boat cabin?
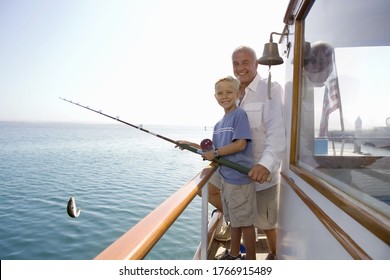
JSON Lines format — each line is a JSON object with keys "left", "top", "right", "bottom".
{"left": 277, "top": 0, "right": 389, "bottom": 259}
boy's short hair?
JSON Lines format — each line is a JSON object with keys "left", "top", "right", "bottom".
{"left": 215, "top": 76, "right": 240, "bottom": 92}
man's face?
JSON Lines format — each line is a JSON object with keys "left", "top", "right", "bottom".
{"left": 232, "top": 50, "right": 258, "bottom": 87}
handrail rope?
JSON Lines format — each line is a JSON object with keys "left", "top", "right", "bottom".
{"left": 94, "top": 162, "right": 218, "bottom": 260}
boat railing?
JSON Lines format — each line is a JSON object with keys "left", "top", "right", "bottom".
{"left": 94, "top": 162, "right": 218, "bottom": 260}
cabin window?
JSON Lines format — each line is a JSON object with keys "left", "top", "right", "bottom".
{"left": 297, "top": 0, "right": 390, "bottom": 216}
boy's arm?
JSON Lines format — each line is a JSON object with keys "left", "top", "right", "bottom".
{"left": 175, "top": 140, "right": 201, "bottom": 149}
{"left": 202, "top": 139, "right": 247, "bottom": 161}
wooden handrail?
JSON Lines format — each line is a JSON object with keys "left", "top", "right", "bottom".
{"left": 288, "top": 165, "right": 390, "bottom": 245}
{"left": 94, "top": 162, "right": 218, "bottom": 260}
{"left": 281, "top": 172, "right": 372, "bottom": 259}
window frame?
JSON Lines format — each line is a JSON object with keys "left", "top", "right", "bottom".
{"left": 284, "top": 0, "right": 390, "bottom": 245}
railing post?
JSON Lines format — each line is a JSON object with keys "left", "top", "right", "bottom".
{"left": 201, "top": 182, "right": 209, "bottom": 260}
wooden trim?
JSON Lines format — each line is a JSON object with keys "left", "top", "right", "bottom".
{"left": 295, "top": 0, "right": 314, "bottom": 21}
{"left": 288, "top": 0, "right": 314, "bottom": 166}
{"left": 289, "top": 20, "right": 304, "bottom": 165}
{"left": 94, "top": 163, "right": 218, "bottom": 260}
{"left": 289, "top": 166, "right": 390, "bottom": 245}
{"left": 283, "top": 0, "right": 313, "bottom": 24}
{"left": 283, "top": 0, "right": 300, "bottom": 24}
{"left": 281, "top": 172, "right": 372, "bottom": 259}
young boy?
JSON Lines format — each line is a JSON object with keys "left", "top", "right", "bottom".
{"left": 181, "top": 76, "right": 256, "bottom": 260}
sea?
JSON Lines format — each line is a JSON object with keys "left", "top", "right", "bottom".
{"left": 0, "top": 121, "right": 212, "bottom": 260}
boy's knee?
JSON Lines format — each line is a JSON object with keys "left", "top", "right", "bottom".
{"left": 208, "top": 183, "right": 221, "bottom": 195}
{"left": 197, "top": 183, "right": 220, "bottom": 197}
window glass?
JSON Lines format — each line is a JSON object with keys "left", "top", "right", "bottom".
{"left": 298, "top": 0, "right": 390, "bottom": 216}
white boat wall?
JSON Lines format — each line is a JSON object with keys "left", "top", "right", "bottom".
{"left": 278, "top": 0, "right": 390, "bottom": 259}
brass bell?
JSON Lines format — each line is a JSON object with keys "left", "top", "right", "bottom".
{"left": 258, "top": 42, "right": 284, "bottom": 66}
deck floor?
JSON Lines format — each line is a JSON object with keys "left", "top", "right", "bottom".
{"left": 208, "top": 230, "right": 270, "bottom": 260}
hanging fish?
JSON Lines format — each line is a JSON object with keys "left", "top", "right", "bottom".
{"left": 67, "top": 196, "right": 81, "bottom": 218}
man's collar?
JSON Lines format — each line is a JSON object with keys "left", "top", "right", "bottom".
{"left": 246, "top": 73, "right": 261, "bottom": 93}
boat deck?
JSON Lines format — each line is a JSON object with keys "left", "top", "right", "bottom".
{"left": 194, "top": 210, "right": 271, "bottom": 260}
{"left": 209, "top": 230, "right": 270, "bottom": 260}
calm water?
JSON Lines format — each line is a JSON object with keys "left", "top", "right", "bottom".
{"left": 0, "top": 122, "right": 212, "bottom": 260}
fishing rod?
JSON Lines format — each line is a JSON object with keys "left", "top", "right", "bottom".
{"left": 59, "top": 97, "right": 251, "bottom": 175}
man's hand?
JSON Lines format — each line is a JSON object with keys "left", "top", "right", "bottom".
{"left": 248, "top": 164, "right": 272, "bottom": 183}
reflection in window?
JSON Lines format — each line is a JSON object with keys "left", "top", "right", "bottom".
{"left": 298, "top": 0, "right": 390, "bottom": 217}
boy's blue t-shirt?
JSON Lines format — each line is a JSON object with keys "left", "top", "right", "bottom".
{"left": 212, "top": 107, "right": 253, "bottom": 184}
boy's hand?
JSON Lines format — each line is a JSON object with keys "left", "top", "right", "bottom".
{"left": 175, "top": 140, "right": 191, "bottom": 150}
{"left": 202, "top": 150, "right": 215, "bottom": 161}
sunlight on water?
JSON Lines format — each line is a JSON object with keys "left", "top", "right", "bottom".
{"left": 0, "top": 122, "right": 212, "bottom": 260}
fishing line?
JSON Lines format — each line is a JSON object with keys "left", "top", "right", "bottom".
{"left": 59, "top": 97, "right": 252, "bottom": 175}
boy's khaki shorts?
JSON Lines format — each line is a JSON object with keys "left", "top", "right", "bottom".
{"left": 209, "top": 169, "right": 278, "bottom": 230}
{"left": 221, "top": 178, "right": 256, "bottom": 228}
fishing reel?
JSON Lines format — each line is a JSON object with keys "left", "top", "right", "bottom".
{"left": 200, "top": 138, "right": 214, "bottom": 152}
{"left": 199, "top": 138, "right": 220, "bottom": 159}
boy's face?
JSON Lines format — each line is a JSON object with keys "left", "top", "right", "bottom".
{"left": 214, "top": 81, "right": 239, "bottom": 113}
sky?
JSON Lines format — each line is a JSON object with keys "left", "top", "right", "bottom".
{"left": 0, "top": 0, "right": 288, "bottom": 126}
